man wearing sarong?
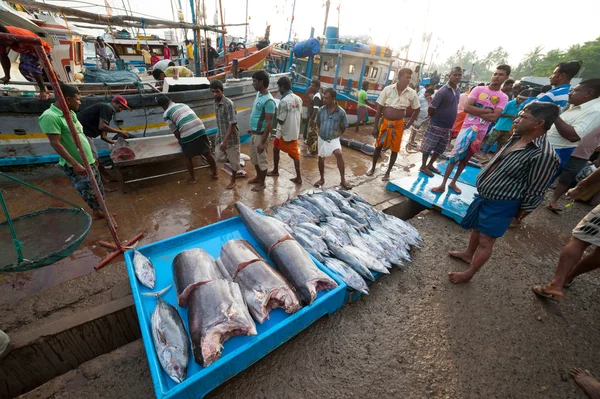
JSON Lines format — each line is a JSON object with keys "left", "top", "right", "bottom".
{"left": 419, "top": 66, "right": 462, "bottom": 176}
{"left": 367, "top": 68, "right": 420, "bottom": 181}
{"left": 0, "top": 25, "right": 53, "bottom": 100}
{"left": 305, "top": 85, "right": 322, "bottom": 155}
{"left": 432, "top": 65, "right": 510, "bottom": 194}
{"left": 268, "top": 76, "right": 303, "bottom": 184}
{"left": 447, "top": 102, "right": 560, "bottom": 284}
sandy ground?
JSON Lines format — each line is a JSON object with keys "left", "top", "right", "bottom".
{"left": 18, "top": 194, "right": 600, "bottom": 399}
{"left": 5, "top": 125, "right": 600, "bottom": 398}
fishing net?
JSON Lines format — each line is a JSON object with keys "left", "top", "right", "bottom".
{"left": 0, "top": 208, "right": 92, "bottom": 272}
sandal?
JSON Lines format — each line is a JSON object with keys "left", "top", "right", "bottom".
{"left": 532, "top": 285, "right": 559, "bottom": 300}
{"left": 546, "top": 205, "right": 563, "bottom": 213}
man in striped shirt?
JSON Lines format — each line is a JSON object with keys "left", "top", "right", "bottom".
{"left": 537, "top": 61, "right": 582, "bottom": 111}
{"left": 157, "top": 95, "right": 217, "bottom": 183}
{"left": 448, "top": 102, "right": 560, "bottom": 284}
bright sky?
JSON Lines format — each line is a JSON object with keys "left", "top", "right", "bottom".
{"left": 60, "top": 0, "right": 599, "bottom": 69}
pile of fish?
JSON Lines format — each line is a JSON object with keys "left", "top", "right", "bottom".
{"left": 264, "top": 189, "right": 422, "bottom": 294}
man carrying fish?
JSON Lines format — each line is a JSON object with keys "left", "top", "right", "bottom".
{"left": 247, "top": 70, "right": 276, "bottom": 192}
{"left": 267, "top": 76, "right": 303, "bottom": 184}
{"left": 314, "top": 87, "right": 352, "bottom": 190}
{"left": 367, "top": 68, "right": 421, "bottom": 181}
{"left": 448, "top": 102, "right": 560, "bottom": 284}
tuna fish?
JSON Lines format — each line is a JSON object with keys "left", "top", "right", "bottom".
{"left": 147, "top": 287, "right": 189, "bottom": 383}
{"left": 188, "top": 279, "right": 257, "bottom": 366}
{"left": 220, "top": 240, "right": 301, "bottom": 323}
{"left": 133, "top": 250, "right": 156, "bottom": 289}
{"left": 300, "top": 195, "right": 334, "bottom": 217}
{"left": 290, "top": 198, "right": 326, "bottom": 221}
{"left": 172, "top": 249, "right": 222, "bottom": 307}
{"left": 297, "top": 222, "right": 326, "bottom": 237}
{"left": 324, "top": 236, "right": 374, "bottom": 281}
{"left": 343, "top": 246, "right": 390, "bottom": 275}
{"left": 323, "top": 257, "right": 369, "bottom": 295}
{"left": 236, "top": 201, "right": 338, "bottom": 305}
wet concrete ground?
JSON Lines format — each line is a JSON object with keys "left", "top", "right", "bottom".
{"left": 5, "top": 125, "right": 600, "bottom": 398}
{"left": 18, "top": 196, "right": 600, "bottom": 399}
{"left": 0, "top": 126, "right": 413, "bottom": 335}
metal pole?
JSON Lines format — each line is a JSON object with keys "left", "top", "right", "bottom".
{"left": 218, "top": 0, "right": 227, "bottom": 68}
{"left": 189, "top": 0, "right": 200, "bottom": 76}
{"left": 287, "top": 0, "right": 296, "bottom": 46}
{"left": 244, "top": 0, "right": 248, "bottom": 44}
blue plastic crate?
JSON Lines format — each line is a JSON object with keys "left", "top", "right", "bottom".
{"left": 125, "top": 215, "right": 346, "bottom": 399}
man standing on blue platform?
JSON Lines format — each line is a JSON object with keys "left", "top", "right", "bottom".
{"left": 447, "top": 102, "right": 560, "bottom": 284}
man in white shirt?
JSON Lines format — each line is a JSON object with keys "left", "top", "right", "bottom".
{"left": 547, "top": 79, "right": 600, "bottom": 212}
{"left": 267, "top": 76, "right": 304, "bottom": 184}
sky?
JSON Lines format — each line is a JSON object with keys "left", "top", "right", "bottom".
{"left": 58, "top": 0, "right": 599, "bottom": 70}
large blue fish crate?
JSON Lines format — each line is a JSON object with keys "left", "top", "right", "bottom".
{"left": 124, "top": 215, "right": 346, "bottom": 399}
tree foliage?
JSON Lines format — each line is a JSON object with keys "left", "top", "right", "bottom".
{"left": 431, "top": 37, "right": 600, "bottom": 82}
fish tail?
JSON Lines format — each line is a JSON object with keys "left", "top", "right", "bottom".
{"left": 142, "top": 284, "right": 172, "bottom": 297}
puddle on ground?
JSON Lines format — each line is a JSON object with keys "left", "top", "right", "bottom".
{"left": 504, "top": 225, "right": 566, "bottom": 265}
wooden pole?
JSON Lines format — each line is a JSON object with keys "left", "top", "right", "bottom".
{"left": 10, "top": 0, "right": 225, "bottom": 33}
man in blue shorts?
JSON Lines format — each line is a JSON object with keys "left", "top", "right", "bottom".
{"left": 447, "top": 102, "right": 560, "bottom": 284}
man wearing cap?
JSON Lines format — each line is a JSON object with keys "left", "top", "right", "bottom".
{"left": 77, "top": 96, "right": 130, "bottom": 187}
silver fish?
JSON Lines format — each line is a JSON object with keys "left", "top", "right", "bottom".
{"left": 323, "top": 257, "right": 369, "bottom": 295}
{"left": 300, "top": 195, "right": 333, "bottom": 217}
{"left": 133, "top": 250, "right": 156, "bottom": 289}
{"left": 297, "top": 222, "right": 325, "bottom": 237}
{"left": 290, "top": 198, "right": 327, "bottom": 221}
{"left": 343, "top": 246, "right": 390, "bottom": 275}
{"left": 324, "top": 236, "right": 374, "bottom": 281}
{"left": 147, "top": 286, "right": 189, "bottom": 383}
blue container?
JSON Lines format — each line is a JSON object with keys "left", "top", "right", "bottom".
{"left": 125, "top": 215, "right": 346, "bottom": 399}
{"left": 324, "top": 26, "right": 339, "bottom": 49}
{"left": 293, "top": 38, "right": 321, "bottom": 58}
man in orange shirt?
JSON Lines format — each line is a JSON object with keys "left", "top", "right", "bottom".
{"left": 0, "top": 25, "right": 53, "bottom": 99}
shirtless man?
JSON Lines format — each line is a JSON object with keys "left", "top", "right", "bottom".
{"left": 367, "top": 68, "right": 420, "bottom": 181}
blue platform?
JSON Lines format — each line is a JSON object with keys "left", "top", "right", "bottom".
{"left": 435, "top": 162, "right": 482, "bottom": 187}
{"left": 125, "top": 216, "right": 346, "bottom": 399}
{"left": 386, "top": 174, "right": 477, "bottom": 223}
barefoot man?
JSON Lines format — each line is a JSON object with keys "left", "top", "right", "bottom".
{"left": 211, "top": 79, "right": 240, "bottom": 190}
{"left": 533, "top": 166, "right": 600, "bottom": 299}
{"left": 432, "top": 65, "right": 510, "bottom": 194}
{"left": 247, "top": 70, "right": 276, "bottom": 192}
{"left": 157, "top": 95, "right": 218, "bottom": 183}
{"left": 367, "top": 68, "right": 420, "bottom": 181}
{"left": 448, "top": 102, "right": 560, "bottom": 284}
{"left": 418, "top": 66, "right": 462, "bottom": 176}
{"left": 267, "top": 76, "right": 303, "bottom": 184}
{"left": 39, "top": 84, "right": 116, "bottom": 225}
{"left": 314, "top": 87, "right": 351, "bottom": 190}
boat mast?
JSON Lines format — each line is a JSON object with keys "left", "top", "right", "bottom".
{"left": 218, "top": 0, "right": 227, "bottom": 64}
{"left": 287, "top": 0, "right": 296, "bottom": 46}
{"left": 322, "top": 0, "right": 330, "bottom": 35}
{"left": 244, "top": 0, "right": 248, "bottom": 44}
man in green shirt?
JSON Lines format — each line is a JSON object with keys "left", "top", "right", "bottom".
{"left": 39, "top": 84, "right": 111, "bottom": 223}
{"left": 356, "top": 81, "right": 370, "bottom": 132}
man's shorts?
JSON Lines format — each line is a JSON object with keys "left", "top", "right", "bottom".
{"left": 273, "top": 137, "right": 300, "bottom": 160}
{"left": 558, "top": 156, "right": 589, "bottom": 186}
{"left": 318, "top": 137, "right": 341, "bottom": 158}
{"left": 573, "top": 204, "right": 600, "bottom": 246}
{"left": 215, "top": 144, "right": 241, "bottom": 172}
{"left": 376, "top": 118, "right": 404, "bottom": 153}
{"left": 250, "top": 134, "right": 268, "bottom": 171}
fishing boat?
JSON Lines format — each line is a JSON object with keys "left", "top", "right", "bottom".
{"left": 0, "top": 1, "right": 285, "bottom": 166}
{"left": 289, "top": 26, "right": 422, "bottom": 124}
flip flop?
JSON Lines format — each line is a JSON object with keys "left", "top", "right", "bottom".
{"left": 532, "top": 285, "right": 558, "bottom": 300}
{"left": 546, "top": 205, "right": 563, "bottom": 213}
{"left": 563, "top": 279, "right": 575, "bottom": 289}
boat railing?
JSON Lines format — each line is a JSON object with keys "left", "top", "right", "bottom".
{"left": 1, "top": 80, "right": 161, "bottom": 95}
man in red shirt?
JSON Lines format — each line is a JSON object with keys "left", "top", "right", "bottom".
{"left": 0, "top": 25, "right": 53, "bottom": 100}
